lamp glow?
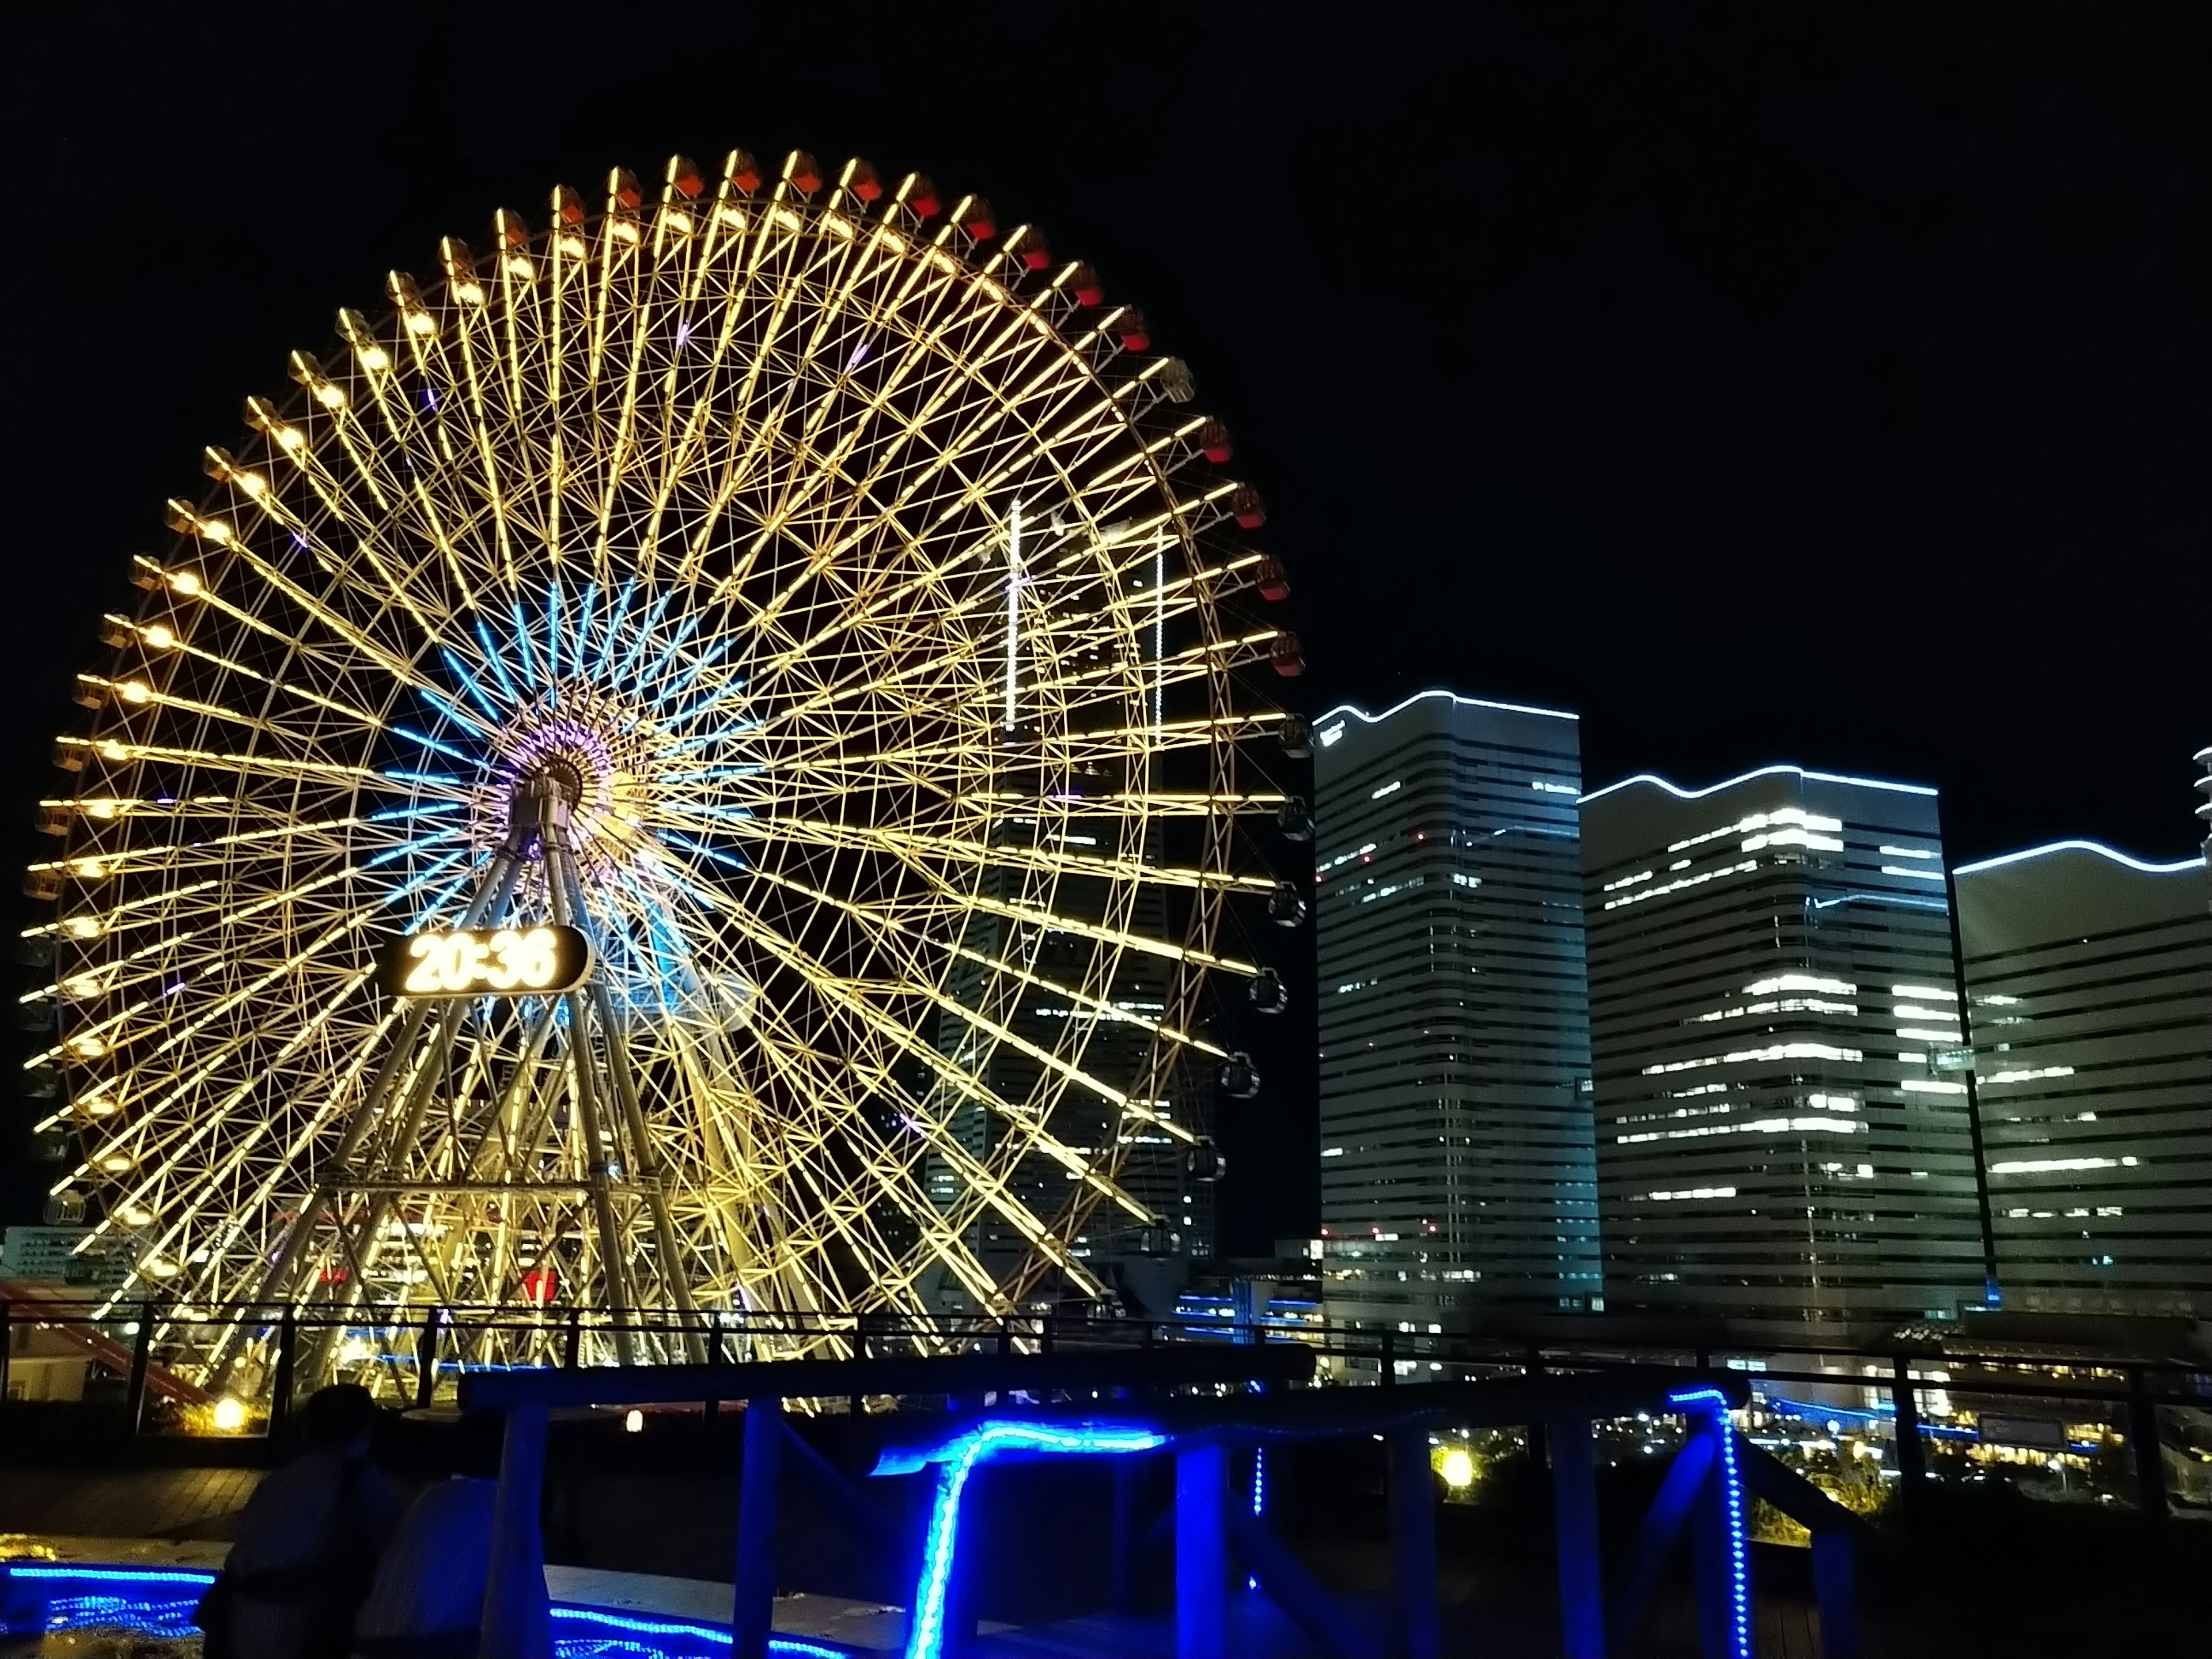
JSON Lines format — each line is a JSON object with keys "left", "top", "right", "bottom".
{"left": 211, "top": 1396, "right": 247, "bottom": 1431}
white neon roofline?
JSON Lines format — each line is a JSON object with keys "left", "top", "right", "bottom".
{"left": 1579, "top": 763, "right": 1938, "bottom": 805}
{"left": 1317, "top": 688, "right": 1578, "bottom": 726}
{"left": 1953, "top": 840, "right": 2206, "bottom": 877}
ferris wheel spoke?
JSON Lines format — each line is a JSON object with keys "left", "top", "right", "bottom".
{"left": 79, "top": 965, "right": 384, "bottom": 1308}
{"left": 736, "top": 813, "right": 1272, "bottom": 897}
{"left": 678, "top": 868, "right": 1147, "bottom": 1249}
{"left": 717, "top": 993, "right": 1007, "bottom": 1314}
{"left": 165, "top": 529, "right": 438, "bottom": 698}
{"left": 224, "top": 433, "right": 460, "bottom": 649}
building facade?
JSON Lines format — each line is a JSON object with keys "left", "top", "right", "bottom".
{"left": 1313, "top": 690, "right": 1600, "bottom": 1335}
{"left": 1581, "top": 766, "right": 1986, "bottom": 1330}
{"left": 1956, "top": 840, "right": 2212, "bottom": 1320}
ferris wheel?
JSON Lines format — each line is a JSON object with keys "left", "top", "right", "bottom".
{"left": 21, "top": 149, "right": 1306, "bottom": 1378}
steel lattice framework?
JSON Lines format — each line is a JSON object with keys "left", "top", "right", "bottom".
{"left": 21, "top": 150, "right": 1300, "bottom": 1380}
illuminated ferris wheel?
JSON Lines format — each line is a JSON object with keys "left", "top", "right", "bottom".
{"left": 21, "top": 149, "right": 1305, "bottom": 1378}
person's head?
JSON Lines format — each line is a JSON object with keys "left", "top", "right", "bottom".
{"left": 299, "top": 1383, "right": 378, "bottom": 1452}
{"left": 453, "top": 1410, "right": 507, "bottom": 1481}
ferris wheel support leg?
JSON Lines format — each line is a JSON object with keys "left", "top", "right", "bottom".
{"left": 209, "top": 991, "right": 440, "bottom": 1387}
{"left": 231, "top": 849, "right": 520, "bottom": 1388}
{"left": 544, "top": 843, "right": 638, "bottom": 1365}
{"left": 570, "top": 850, "right": 702, "bottom": 1362}
{"left": 307, "top": 999, "right": 471, "bottom": 1378}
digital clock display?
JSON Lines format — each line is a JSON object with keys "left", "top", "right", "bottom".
{"left": 381, "top": 925, "right": 593, "bottom": 998}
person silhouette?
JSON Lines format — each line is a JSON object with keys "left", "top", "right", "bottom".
{"left": 351, "top": 1410, "right": 546, "bottom": 1658}
{"left": 199, "top": 1383, "right": 400, "bottom": 1658}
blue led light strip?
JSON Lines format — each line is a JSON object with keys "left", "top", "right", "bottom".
{"left": 1669, "top": 1387, "right": 1751, "bottom": 1659}
{"left": 548, "top": 1603, "right": 848, "bottom": 1658}
{"left": 4, "top": 1566, "right": 217, "bottom": 1586}
{"left": 3, "top": 1567, "right": 850, "bottom": 1659}
{"left": 899, "top": 1421, "right": 1165, "bottom": 1659}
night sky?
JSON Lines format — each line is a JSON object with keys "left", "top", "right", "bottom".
{"left": 4, "top": 4, "right": 2206, "bottom": 1251}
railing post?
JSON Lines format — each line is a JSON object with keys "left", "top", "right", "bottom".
{"left": 563, "top": 1309, "right": 582, "bottom": 1370}
{"left": 1389, "top": 1423, "right": 1440, "bottom": 1659}
{"left": 1380, "top": 1328, "right": 1396, "bottom": 1386}
{"left": 480, "top": 1403, "right": 552, "bottom": 1659}
{"left": 1690, "top": 1422, "right": 1733, "bottom": 1659}
{"left": 270, "top": 1312, "right": 297, "bottom": 1437}
{"left": 0, "top": 1301, "right": 12, "bottom": 1409}
{"left": 1039, "top": 1313, "right": 1055, "bottom": 1355}
{"left": 414, "top": 1305, "right": 443, "bottom": 1410}
{"left": 1111, "top": 1454, "right": 1139, "bottom": 1614}
{"left": 1810, "top": 1530, "right": 1861, "bottom": 1657}
{"left": 1175, "top": 1441, "right": 1227, "bottom": 1659}
{"left": 733, "top": 1395, "right": 784, "bottom": 1659}
{"left": 1889, "top": 1357, "right": 1926, "bottom": 1514}
{"left": 1549, "top": 1414, "right": 1604, "bottom": 1659}
{"left": 2127, "top": 1367, "right": 2169, "bottom": 1525}
{"left": 124, "top": 1300, "right": 156, "bottom": 1434}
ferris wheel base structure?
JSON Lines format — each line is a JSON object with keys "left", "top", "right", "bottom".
{"left": 21, "top": 146, "right": 1307, "bottom": 1392}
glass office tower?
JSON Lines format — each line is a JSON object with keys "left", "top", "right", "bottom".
{"left": 1581, "top": 765, "right": 1985, "bottom": 1331}
{"left": 1313, "top": 690, "right": 1601, "bottom": 1335}
{"left": 1956, "top": 839, "right": 2211, "bottom": 1320}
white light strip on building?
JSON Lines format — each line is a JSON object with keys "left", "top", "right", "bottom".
{"left": 1604, "top": 859, "right": 1759, "bottom": 911}
{"left": 1317, "top": 688, "right": 1580, "bottom": 726}
{"left": 1642, "top": 1041, "right": 1865, "bottom": 1075}
{"left": 1581, "top": 763, "right": 1938, "bottom": 805}
{"left": 1748, "top": 974, "right": 1857, "bottom": 996}
{"left": 1988, "top": 1156, "right": 2141, "bottom": 1175}
{"left": 1953, "top": 840, "right": 2206, "bottom": 877}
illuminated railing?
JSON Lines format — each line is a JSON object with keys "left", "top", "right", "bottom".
{"left": 0, "top": 1290, "right": 2199, "bottom": 1524}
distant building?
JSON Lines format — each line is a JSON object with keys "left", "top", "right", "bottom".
{"left": 929, "top": 825, "right": 1204, "bottom": 1302}
{"left": 1581, "top": 766, "right": 1986, "bottom": 1331}
{"left": 1312, "top": 690, "right": 1601, "bottom": 1338}
{"left": 1, "top": 1225, "right": 127, "bottom": 1290}
{"left": 1955, "top": 840, "right": 2211, "bottom": 1320}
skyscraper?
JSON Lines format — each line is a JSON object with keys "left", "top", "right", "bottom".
{"left": 1581, "top": 766, "right": 1986, "bottom": 1331}
{"left": 1955, "top": 839, "right": 2211, "bottom": 1320}
{"left": 1312, "top": 690, "right": 1600, "bottom": 1335}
